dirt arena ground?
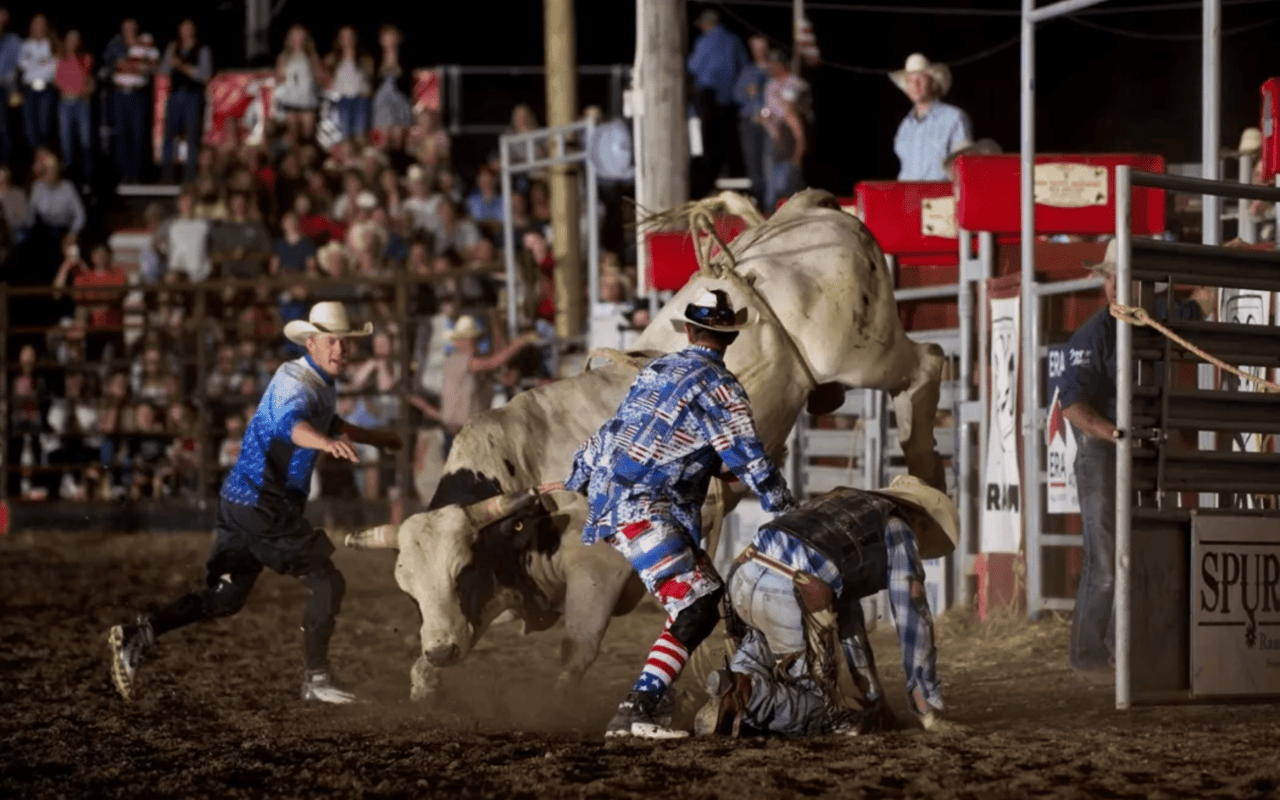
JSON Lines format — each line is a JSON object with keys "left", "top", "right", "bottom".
{"left": 2, "top": 529, "right": 1278, "bottom": 800}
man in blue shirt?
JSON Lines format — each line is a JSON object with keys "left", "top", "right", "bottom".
{"left": 687, "top": 9, "right": 748, "bottom": 198}
{"left": 891, "top": 53, "right": 971, "bottom": 182}
{"left": 566, "top": 288, "right": 795, "bottom": 739}
{"left": 108, "top": 302, "right": 403, "bottom": 704}
{"left": 0, "top": 8, "right": 21, "bottom": 166}
{"left": 732, "top": 35, "right": 770, "bottom": 208}
{"left": 1061, "top": 240, "right": 1215, "bottom": 677}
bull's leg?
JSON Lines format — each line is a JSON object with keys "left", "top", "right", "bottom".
{"left": 410, "top": 654, "right": 444, "bottom": 702}
{"left": 891, "top": 341, "right": 947, "bottom": 491}
{"left": 554, "top": 567, "right": 631, "bottom": 692}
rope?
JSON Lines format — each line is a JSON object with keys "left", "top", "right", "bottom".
{"left": 686, "top": 201, "right": 820, "bottom": 392}
{"left": 1109, "top": 302, "right": 1280, "bottom": 393}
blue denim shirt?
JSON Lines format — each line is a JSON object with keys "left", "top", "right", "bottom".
{"left": 687, "top": 25, "right": 748, "bottom": 107}
{"left": 732, "top": 62, "right": 769, "bottom": 119}
{"left": 0, "top": 32, "right": 20, "bottom": 90}
{"left": 893, "top": 101, "right": 972, "bottom": 181}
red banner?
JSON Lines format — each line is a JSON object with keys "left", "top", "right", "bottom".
{"left": 152, "top": 71, "right": 275, "bottom": 162}
{"left": 413, "top": 68, "right": 441, "bottom": 114}
{"left": 1262, "top": 78, "right": 1278, "bottom": 183}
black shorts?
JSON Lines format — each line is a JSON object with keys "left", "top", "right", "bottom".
{"left": 205, "top": 498, "right": 334, "bottom": 586}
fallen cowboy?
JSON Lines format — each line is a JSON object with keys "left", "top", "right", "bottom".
{"left": 695, "top": 475, "right": 968, "bottom": 738}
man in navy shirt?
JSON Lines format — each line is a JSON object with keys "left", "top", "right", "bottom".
{"left": 108, "top": 302, "right": 402, "bottom": 704}
{"left": 1061, "top": 240, "right": 1214, "bottom": 677}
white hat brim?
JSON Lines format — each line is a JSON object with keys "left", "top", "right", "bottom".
{"left": 890, "top": 64, "right": 952, "bottom": 97}
{"left": 284, "top": 320, "right": 374, "bottom": 345}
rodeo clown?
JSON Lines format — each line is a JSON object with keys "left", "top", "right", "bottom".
{"left": 566, "top": 288, "right": 795, "bottom": 739}
{"left": 695, "top": 476, "right": 965, "bottom": 737}
{"left": 107, "top": 302, "right": 402, "bottom": 704}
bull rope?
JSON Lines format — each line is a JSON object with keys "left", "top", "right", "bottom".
{"left": 1109, "top": 303, "right": 1280, "bottom": 393}
{"left": 686, "top": 202, "right": 820, "bottom": 393}
{"left": 581, "top": 347, "right": 650, "bottom": 375}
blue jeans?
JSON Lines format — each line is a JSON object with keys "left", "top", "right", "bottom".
{"left": 335, "top": 96, "right": 370, "bottom": 141}
{"left": 23, "top": 85, "right": 58, "bottom": 149}
{"left": 1070, "top": 435, "right": 1117, "bottom": 671}
{"left": 766, "top": 158, "right": 803, "bottom": 213}
{"left": 110, "top": 89, "right": 151, "bottom": 182}
{"left": 161, "top": 88, "right": 203, "bottom": 182}
{"left": 738, "top": 118, "right": 767, "bottom": 209}
{"left": 59, "top": 98, "right": 93, "bottom": 184}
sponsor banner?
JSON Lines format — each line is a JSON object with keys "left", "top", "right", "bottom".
{"left": 1045, "top": 345, "right": 1080, "bottom": 514}
{"left": 1034, "top": 163, "right": 1108, "bottom": 208}
{"left": 983, "top": 293, "right": 1022, "bottom": 553}
{"left": 920, "top": 196, "right": 957, "bottom": 239}
{"left": 1191, "top": 515, "right": 1280, "bottom": 697}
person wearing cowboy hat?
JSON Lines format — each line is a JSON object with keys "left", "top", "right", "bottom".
{"left": 891, "top": 53, "right": 972, "bottom": 181}
{"left": 408, "top": 314, "right": 539, "bottom": 457}
{"left": 696, "top": 475, "right": 965, "bottom": 738}
{"left": 565, "top": 287, "right": 796, "bottom": 739}
{"left": 107, "top": 301, "right": 403, "bottom": 706}
{"left": 1060, "top": 242, "right": 1213, "bottom": 679}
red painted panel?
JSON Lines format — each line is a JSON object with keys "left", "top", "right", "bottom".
{"left": 953, "top": 154, "right": 1167, "bottom": 235}
{"left": 646, "top": 216, "right": 749, "bottom": 292}
{"left": 855, "top": 181, "right": 956, "bottom": 256}
{"left": 1263, "top": 78, "right": 1279, "bottom": 183}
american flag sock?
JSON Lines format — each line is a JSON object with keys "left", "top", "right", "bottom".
{"left": 632, "top": 630, "right": 689, "bottom": 697}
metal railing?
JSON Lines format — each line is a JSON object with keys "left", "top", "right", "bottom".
{"left": 1114, "top": 166, "right": 1280, "bottom": 709}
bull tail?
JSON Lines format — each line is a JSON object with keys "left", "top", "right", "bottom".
{"left": 345, "top": 524, "right": 400, "bottom": 550}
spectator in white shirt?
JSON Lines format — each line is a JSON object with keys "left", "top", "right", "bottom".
{"left": 163, "top": 185, "right": 211, "bottom": 282}
{"left": 20, "top": 14, "right": 58, "bottom": 150}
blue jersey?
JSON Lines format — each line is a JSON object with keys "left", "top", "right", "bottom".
{"left": 221, "top": 354, "right": 341, "bottom": 517}
{"left": 566, "top": 345, "right": 793, "bottom": 545}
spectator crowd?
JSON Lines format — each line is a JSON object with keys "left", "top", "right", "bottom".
{"left": 0, "top": 12, "right": 642, "bottom": 508}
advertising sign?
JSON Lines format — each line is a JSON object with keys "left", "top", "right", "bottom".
{"left": 1191, "top": 514, "right": 1280, "bottom": 697}
{"left": 1045, "top": 345, "right": 1080, "bottom": 514}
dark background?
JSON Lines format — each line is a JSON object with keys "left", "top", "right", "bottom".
{"left": 11, "top": 0, "right": 1280, "bottom": 194}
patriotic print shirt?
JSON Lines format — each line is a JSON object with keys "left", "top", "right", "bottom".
{"left": 567, "top": 345, "right": 793, "bottom": 545}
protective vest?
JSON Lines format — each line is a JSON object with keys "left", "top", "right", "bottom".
{"left": 766, "top": 488, "right": 900, "bottom": 596}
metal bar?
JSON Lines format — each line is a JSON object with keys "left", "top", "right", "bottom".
{"left": 1239, "top": 153, "right": 1257, "bottom": 243}
{"left": 1034, "top": 276, "right": 1104, "bottom": 297}
{"left": 1130, "top": 170, "right": 1280, "bottom": 203}
{"left": 501, "top": 136, "right": 519, "bottom": 340}
{"left": 1115, "top": 164, "right": 1134, "bottom": 711}
{"left": 1027, "top": 245, "right": 1044, "bottom": 617}
{"left": 894, "top": 284, "right": 960, "bottom": 301}
{"left": 586, "top": 115, "right": 600, "bottom": 339}
{"left": 1026, "top": 0, "right": 1109, "bottom": 23}
{"left": 1020, "top": 0, "right": 1038, "bottom": 619}
{"left": 448, "top": 65, "right": 462, "bottom": 136}
{"left": 1202, "top": 0, "right": 1221, "bottom": 247}
{"left": 394, "top": 270, "right": 411, "bottom": 517}
{"left": 957, "top": 228, "right": 974, "bottom": 612}
{"left": 194, "top": 286, "right": 209, "bottom": 507}
{"left": 1040, "top": 533, "right": 1082, "bottom": 547}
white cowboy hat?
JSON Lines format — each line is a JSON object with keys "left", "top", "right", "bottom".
{"left": 670, "top": 288, "right": 749, "bottom": 333}
{"left": 1083, "top": 239, "right": 1167, "bottom": 292}
{"left": 317, "top": 241, "right": 353, "bottom": 275}
{"left": 890, "top": 53, "right": 952, "bottom": 98}
{"left": 1222, "top": 126, "right": 1263, "bottom": 158}
{"left": 446, "top": 314, "right": 485, "bottom": 341}
{"left": 283, "top": 302, "right": 373, "bottom": 345}
{"left": 868, "top": 475, "right": 959, "bottom": 560}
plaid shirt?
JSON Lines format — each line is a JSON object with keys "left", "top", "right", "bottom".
{"left": 567, "top": 345, "right": 793, "bottom": 545}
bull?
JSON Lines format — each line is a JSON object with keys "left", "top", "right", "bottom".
{"left": 347, "top": 190, "right": 947, "bottom": 700}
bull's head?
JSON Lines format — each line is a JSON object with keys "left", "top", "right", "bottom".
{"left": 346, "top": 490, "right": 562, "bottom": 668}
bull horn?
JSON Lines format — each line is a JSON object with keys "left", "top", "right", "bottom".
{"left": 463, "top": 490, "right": 538, "bottom": 528}
{"left": 345, "top": 524, "right": 400, "bottom": 550}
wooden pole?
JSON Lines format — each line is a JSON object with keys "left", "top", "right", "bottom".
{"left": 635, "top": 0, "right": 689, "bottom": 235}
{"left": 544, "top": 0, "right": 583, "bottom": 342}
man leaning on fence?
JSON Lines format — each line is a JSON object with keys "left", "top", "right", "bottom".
{"left": 1061, "top": 240, "right": 1216, "bottom": 678}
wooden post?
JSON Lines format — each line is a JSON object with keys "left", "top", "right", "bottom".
{"left": 635, "top": 0, "right": 689, "bottom": 231}
{"left": 393, "top": 269, "right": 411, "bottom": 524}
{"left": 544, "top": 0, "right": 583, "bottom": 342}
{"left": 194, "top": 285, "right": 210, "bottom": 506}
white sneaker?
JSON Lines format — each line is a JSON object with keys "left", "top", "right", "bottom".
{"left": 108, "top": 618, "right": 155, "bottom": 701}
{"left": 604, "top": 692, "right": 689, "bottom": 740}
{"left": 301, "top": 670, "right": 356, "bottom": 704}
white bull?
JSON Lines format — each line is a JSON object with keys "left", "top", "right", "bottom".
{"left": 347, "top": 190, "right": 946, "bottom": 700}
